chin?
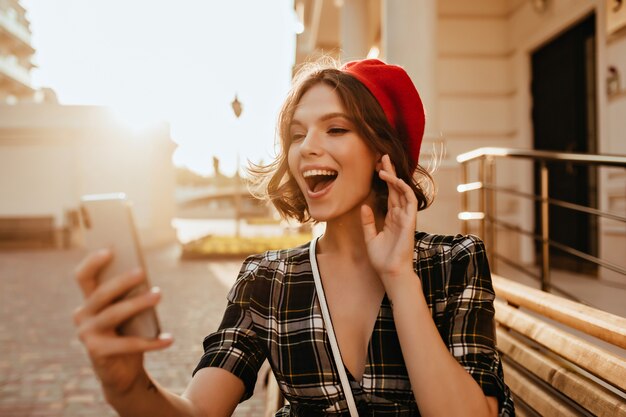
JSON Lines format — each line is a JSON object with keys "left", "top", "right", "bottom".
{"left": 307, "top": 210, "right": 333, "bottom": 223}
{"left": 307, "top": 203, "right": 359, "bottom": 223}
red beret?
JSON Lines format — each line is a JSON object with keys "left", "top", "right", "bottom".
{"left": 341, "top": 59, "right": 425, "bottom": 167}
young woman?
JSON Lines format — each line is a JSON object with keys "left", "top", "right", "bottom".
{"left": 73, "top": 59, "right": 514, "bottom": 416}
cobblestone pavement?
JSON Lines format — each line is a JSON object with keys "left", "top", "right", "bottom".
{"left": 0, "top": 245, "right": 267, "bottom": 417}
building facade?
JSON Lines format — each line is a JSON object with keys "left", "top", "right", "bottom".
{"left": 294, "top": 0, "right": 625, "bottom": 283}
{"left": 0, "top": 105, "right": 177, "bottom": 248}
{"left": 0, "top": 0, "right": 36, "bottom": 103}
{"left": 0, "top": 1, "right": 177, "bottom": 248}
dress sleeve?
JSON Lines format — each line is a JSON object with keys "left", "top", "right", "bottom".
{"left": 443, "top": 235, "right": 515, "bottom": 416}
{"left": 192, "top": 255, "right": 266, "bottom": 402}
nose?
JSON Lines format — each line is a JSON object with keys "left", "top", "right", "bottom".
{"left": 299, "top": 130, "right": 324, "bottom": 157}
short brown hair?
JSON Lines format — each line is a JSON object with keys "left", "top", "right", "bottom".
{"left": 249, "top": 60, "right": 435, "bottom": 223}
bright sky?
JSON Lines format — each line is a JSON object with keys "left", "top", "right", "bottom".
{"left": 22, "top": 0, "right": 297, "bottom": 176}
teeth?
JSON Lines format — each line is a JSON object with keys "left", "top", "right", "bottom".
{"left": 302, "top": 169, "right": 337, "bottom": 178}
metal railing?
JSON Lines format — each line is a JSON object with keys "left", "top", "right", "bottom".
{"left": 456, "top": 147, "right": 626, "bottom": 299}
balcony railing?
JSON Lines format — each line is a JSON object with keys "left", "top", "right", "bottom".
{"left": 0, "top": 54, "right": 32, "bottom": 88}
{"left": 0, "top": 10, "right": 32, "bottom": 48}
{"left": 456, "top": 147, "right": 626, "bottom": 300}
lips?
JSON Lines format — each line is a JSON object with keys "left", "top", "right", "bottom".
{"left": 302, "top": 169, "right": 338, "bottom": 196}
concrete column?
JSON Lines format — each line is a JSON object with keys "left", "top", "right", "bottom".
{"left": 381, "top": 1, "right": 452, "bottom": 234}
{"left": 381, "top": 0, "right": 438, "bottom": 133}
{"left": 340, "top": 0, "right": 370, "bottom": 60}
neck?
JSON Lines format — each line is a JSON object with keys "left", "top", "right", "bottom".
{"left": 317, "top": 200, "right": 384, "bottom": 261}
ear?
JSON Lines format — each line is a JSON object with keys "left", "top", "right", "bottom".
{"left": 375, "top": 153, "right": 383, "bottom": 172}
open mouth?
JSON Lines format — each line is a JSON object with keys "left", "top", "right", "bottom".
{"left": 303, "top": 169, "right": 338, "bottom": 194}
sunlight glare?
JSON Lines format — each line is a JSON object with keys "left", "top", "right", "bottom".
{"left": 294, "top": 2, "right": 305, "bottom": 34}
{"left": 111, "top": 103, "right": 167, "bottom": 135}
{"left": 24, "top": 0, "right": 296, "bottom": 175}
{"left": 367, "top": 46, "right": 380, "bottom": 59}
{"left": 295, "top": 21, "right": 305, "bottom": 34}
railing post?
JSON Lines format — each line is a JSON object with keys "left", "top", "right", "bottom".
{"left": 461, "top": 162, "right": 469, "bottom": 235}
{"left": 540, "top": 162, "right": 550, "bottom": 292}
{"left": 486, "top": 156, "right": 497, "bottom": 273}
{"left": 479, "top": 157, "right": 487, "bottom": 243}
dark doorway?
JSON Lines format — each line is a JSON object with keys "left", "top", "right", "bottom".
{"left": 531, "top": 13, "right": 598, "bottom": 274}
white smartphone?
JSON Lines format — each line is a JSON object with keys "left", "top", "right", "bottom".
{"left": 80, "top": 193, "right": 161, "bottom": 339}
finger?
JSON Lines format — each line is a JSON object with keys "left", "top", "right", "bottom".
{"left": 397, "top": 180, "right": 409, "bottom": 207}
{"left": 381, "top": 155, "right": 401, "bottom": 208}
{"left": 361, "top": 205, "right": 377, "bottom": 243}
{"left": 379, "top": 169, "right": 401, "bottom": 209}
{"left": 72, "top": 306, "right": 87, "bottom": 326}
{"left": 379, "top": 171, "right": 418, "bottom": 218}
{"left": 395, "top": 175, "right": 417, "bottom": 202}
{"left": 83, "top": 268, "right": 146, "bottom": 316}
{"left": 86, "top": 333, "right": 173, "bottom": 358}
{"left": 102, "top": 333, "right": 174, "bottom": 356}
{"left": 90, "top": 287, "right": 161, "bottom": 331}
{"left": 382, "top": 154, "right": 400, "bottom": 204}
{"left": 383, "top": 154, "right": 397, "bottom": 176}
{"left": 74, "top": 249, "right": 113, "bottom": 297}
{"left": 394, "top": 177, "right": 418, "bottom": 215}
{"left": 381, "top": 173, "right": 418, "bottom": 231}
{"left": 379, "top": 170, "right": 400, "bottom": 214}
{"left": 379, "top": 170, "right": 412, "bottom": 199}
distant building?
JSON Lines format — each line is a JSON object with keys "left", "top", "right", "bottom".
{"left": 0, "top": 1, "right": 176, "bottom": 249}
{"left": 0, "top": 105, "right": 177, "bottom": 248}
{"left": 0, "top": 0, "right": 37, "bottom": 104}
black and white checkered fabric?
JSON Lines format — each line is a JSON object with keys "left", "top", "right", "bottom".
{"left": 193, "top": 232, "right": 515, "bottom": 416}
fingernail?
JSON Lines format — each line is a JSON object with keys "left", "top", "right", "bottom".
{"left": 158, "top": 332, "right": 172, "bottom": 341}
{"left": 150, "top": 286, "right": 161, "bottom": 295}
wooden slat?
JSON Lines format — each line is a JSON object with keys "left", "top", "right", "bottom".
{"left": 503, "top": 361, "right": 579, "bottom": 417}
{"left": 495, "top": 299, "right": 626, "bottom": 392}
{"left": 513, "top": 407, "right": 532, "bottom": 417}
{"left": 511, "top": 398, "right": 540, "bottom": 417}
{"left": 493, "top": 274, "right": 626, "bottom": 349}
{"left": 498, "top": 329, "right": 626, "bottom": 416}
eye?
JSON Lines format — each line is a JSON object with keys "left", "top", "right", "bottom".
{"left": 290, "top": 132, "right": 306, "bottom": 142}
{"left": 292, "top": 134, "right": 305, "bottom": 142}
{"left": 328, "top": 127, "right": 349, "bottom": 135}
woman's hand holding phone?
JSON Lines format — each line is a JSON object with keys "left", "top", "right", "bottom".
{"left": 72, "top": 249, "right": 173, "bottom": 398}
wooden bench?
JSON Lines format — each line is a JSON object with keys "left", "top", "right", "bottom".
{"left": 0, "top": 216, "right": 56, "bottom": 248}
{"left": 492, "top": 275, "right": 626, "bottom": 416}
{"left": 263, "top": 276, "right": 626, "bottom": 416}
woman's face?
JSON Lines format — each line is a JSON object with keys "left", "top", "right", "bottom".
{"left": 287, "top": 83, "right": 380, "bottom": 222}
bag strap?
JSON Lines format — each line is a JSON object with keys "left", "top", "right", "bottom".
{"left": 309, "top": 237, "right": 360, "bottom": 417}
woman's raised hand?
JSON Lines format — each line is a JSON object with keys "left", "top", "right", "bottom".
{"left": 361, "top": 154, "right": 417, "bottom": 288}
{"left": 72, "top": 250, "right": 173, "bottom": 397}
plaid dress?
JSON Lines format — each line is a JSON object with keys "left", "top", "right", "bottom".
{"left": 193, "top": 232, "right": 515, "bottom": 416}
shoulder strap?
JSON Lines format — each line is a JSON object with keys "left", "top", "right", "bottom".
{"left": 309, "top": 238, "right": 360, "bottom": 417}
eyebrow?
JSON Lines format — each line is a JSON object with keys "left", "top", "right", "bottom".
{"left": 290, "top": 112, "right": 351, "bottom": 127}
